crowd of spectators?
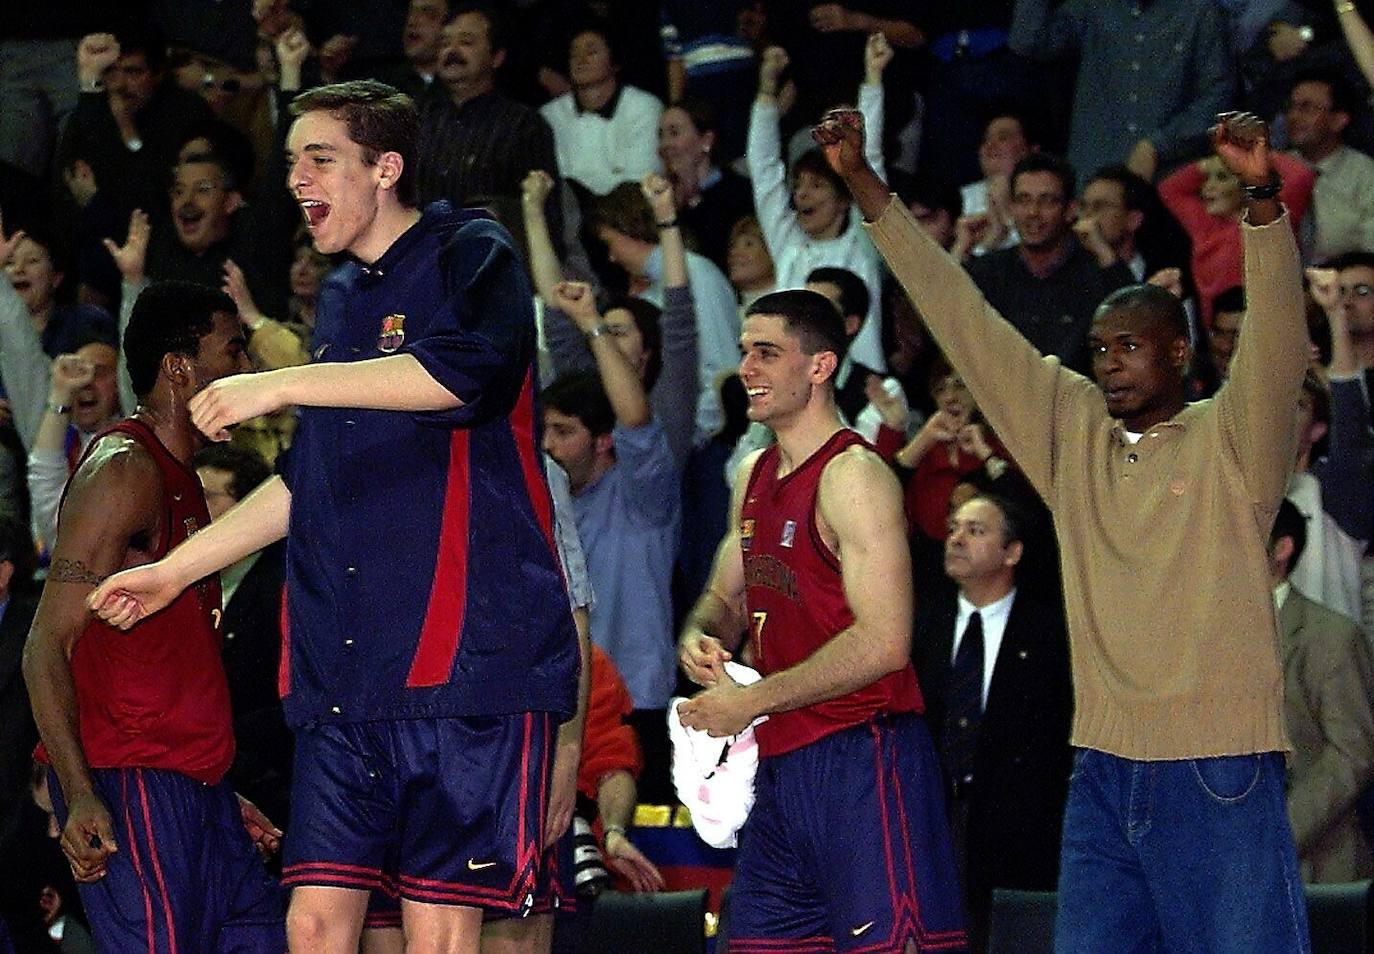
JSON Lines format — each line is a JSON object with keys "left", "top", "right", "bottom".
{"left": 3, "top": 0, "right": 1374, "bottom": 949}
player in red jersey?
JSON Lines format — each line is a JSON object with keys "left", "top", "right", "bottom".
{"left": 22, "top": 281, "right": 285, "bottom": 953}
{"left": 678, "top": 288, "right": 966, "bottom": 953}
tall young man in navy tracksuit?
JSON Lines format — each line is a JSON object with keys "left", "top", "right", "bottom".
{"left": 89, "top": 80, "right": 579, "bottom": 953}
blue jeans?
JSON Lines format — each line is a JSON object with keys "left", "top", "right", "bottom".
{"left": 1054, "top": 749, "right": 1309, "bottom": 953}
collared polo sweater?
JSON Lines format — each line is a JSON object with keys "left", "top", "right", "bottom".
{"left": 868, "top": 198, "right": 1308, "bottom": 760}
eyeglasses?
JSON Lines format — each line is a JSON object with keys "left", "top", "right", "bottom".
{"left": 1340, "top": 283, "right": 1374, "bottom": 299}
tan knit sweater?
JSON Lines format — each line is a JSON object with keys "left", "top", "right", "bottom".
{"left": 868, "top": 200, "right": 1308, "bottom": 759}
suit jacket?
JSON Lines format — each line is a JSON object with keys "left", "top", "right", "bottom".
{"left": 220, "top": 541, "right": 292, "bottom": 824}
{"left": 915, "top": 587, "right": 1073, "bottom": 902}
{"left": 1280, "top": 586, "right": 1374, "bottom": 883}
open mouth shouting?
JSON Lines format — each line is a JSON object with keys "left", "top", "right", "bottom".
{"left": 176, "top": 204, "right": 206, "bottom": 233}
{"left": 300, "top": 199, "right": 330, "bottom": 230}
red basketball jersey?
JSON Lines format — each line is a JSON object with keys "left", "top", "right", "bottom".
{"left": 48, "top": 419, "right": 234, "bottom": 784}
{"left": 740, "top": 429, "right": 922, "bottom": 757}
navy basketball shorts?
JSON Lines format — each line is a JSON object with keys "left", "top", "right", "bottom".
{"left": 283, "top": 713, "right": 553, "bottom": 915}
{"left": 513, "top": 818, "right": 577, "bottom": 919}
{"left": 373, "top": 819, "right": 578, "bottom": 929}
{"left": 727, "top": 715, "right": 968, "bottom": 953}
{"left": 49, "top": 767, "right": 286, "bottom": 954}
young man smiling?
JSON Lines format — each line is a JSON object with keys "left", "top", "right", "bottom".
{"left": 817, "top": 108, "right": 1313, "bottom": 950}
{"left": 88, "top": 80, "right": 579, "bottom": 954}
{"left": 678, "top": 288, "right": 965, "bottom": 953}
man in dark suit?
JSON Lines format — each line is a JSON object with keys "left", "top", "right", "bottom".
{"left": 194, "top": 445, "right": 292, "bottom": 830}
{"left": 915, "top": 492, "right": 1073, "bottom": 951}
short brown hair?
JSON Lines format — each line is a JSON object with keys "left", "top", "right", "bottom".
{"left": 290, "top": 80, "right": 419, "bottom": 207}
{"left": 592, "top": 183, "right": 657, "bottom": 244}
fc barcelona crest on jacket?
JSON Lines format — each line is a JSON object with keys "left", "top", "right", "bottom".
{"left": 378, "top": 314, "right": 406, "bottom": 352}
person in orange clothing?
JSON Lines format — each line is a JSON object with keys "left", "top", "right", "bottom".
{"left": 576, "top": 645, "right": 665, "bottom": 895}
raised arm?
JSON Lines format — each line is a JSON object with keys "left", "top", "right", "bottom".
{"left": 1157, "top": 160, "right": 1215, "bottom": 238}
{"left": 677, "top": 447, "right": 911, "bottom": 736}
{"left": 27, "top": 355, "right": 100, "bottom": 547}
{"left": 813, "top": 108, "right": 1089, "bottom": 500}
{"left": 1335, "top": 0, "right": 1374, "bottom": 91}
{"left": 22, "top": 442, "right": 161, "bottom": 882}
{"left": 1209, "top": 113, "right": 1310, "bottom": 509}
{"left": 1307, "top": 267, "right": 1374, "bottom": 540}
{"left": 810, "top": 4, "right": 924, "bottom": 47}
{"left": 222, "top": 260, "right": 308, "bottom": 370}
{"left": 859, "top": 32, "right": 891, "bottom": 180}
{"left": 746, "top": 47, "right": 805, "bottom": 260}
{"left": 550, "top": 281, "right": 650, "bottom": 428}
{"left": 107, "top": 209, "right": 150, "bottom": 416}
{"left": 642, "top": 174, "right": 686, "bottom": 289}
{"left": 521, "top": 169, "right": 564, "bottom": 304}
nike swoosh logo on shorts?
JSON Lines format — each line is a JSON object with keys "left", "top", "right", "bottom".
{"left": 467, "top": 859, "right": 498, "bottom": 871}
{"left": 851, "top": 921, "right": 875, "bottom": 937}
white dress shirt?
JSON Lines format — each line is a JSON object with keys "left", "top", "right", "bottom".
{"left": 953, "top": 587, "right": 1017, "bottom": 708}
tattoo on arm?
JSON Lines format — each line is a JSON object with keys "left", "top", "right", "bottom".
{"left": 48, "top": 559, "right": 106, "bottom": 585}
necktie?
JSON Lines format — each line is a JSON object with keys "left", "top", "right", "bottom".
{"left": 943, "top": 610, "right": 984, "bottom": 796}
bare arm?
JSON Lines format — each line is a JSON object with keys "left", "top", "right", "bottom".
{"left": 28, "top": 355, "right": 98, "bottom": 546}
{"left": 598, "top": 768, "right": 665, "bottom": 892}
{"left": 87, "top": 475, "right": 291, "bottom": 628}
{"left": 187, "top": 354, "right": 461, "bottom": 442}
{"left": 521, "top": 170, "right": 564, "bottom": 304}
{"left": 740, "top": 449, "right": 911, "bottom": 712}
{"left": 677, "top": 448, "right": 912, "bottom": 736}
{"left": 642, "top": 174, "right": 686, "bottom": 288}
{"left": 677, "top": 451, "right": 758, "bottom": 684}
{"left": 546, "top": 605, "right": 591, "bottom": 844}
{"left": 23, "top": 441, "right": 162, "bottom": 879}
{"left": 810, "top": 4, "right": 923, "bottom": 46}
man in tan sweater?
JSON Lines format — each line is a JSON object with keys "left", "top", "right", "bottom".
{"left": 817, "top": 110, "right": 1312, "bottom": 951}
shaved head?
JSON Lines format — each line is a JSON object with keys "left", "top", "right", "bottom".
{"left": 1092, "top": 284, "right": 1189, "bottom": 343}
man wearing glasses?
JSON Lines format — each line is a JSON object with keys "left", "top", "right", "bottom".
{"left": 1283, "top": 68, "right": 1374, "bottom": 262}
{"left": 1321, "top": 252, "right": 1374, "bottom": 407}
{"left": 964, "top": 152, "right": 1135, "bottom": 373}
{"left": 102, "top": 152, "right": 288, "bottom": 322}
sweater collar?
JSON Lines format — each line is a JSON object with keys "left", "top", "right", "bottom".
{"left": 1107, "top": 402, "right": 1201, "bottom": 444}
